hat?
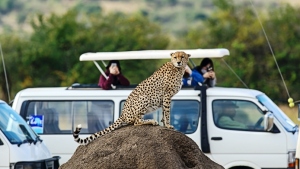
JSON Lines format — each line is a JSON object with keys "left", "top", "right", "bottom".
{"left": 222, "top": 101, "right": 239, "bottom": 108}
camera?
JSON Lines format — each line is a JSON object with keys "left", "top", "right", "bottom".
{"left": 207, "top": 66, "right": 213, "bottom": 72}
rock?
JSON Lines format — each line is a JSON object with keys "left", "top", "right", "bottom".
{"left": 59, "top": 125, "right": 224, "bottom": 169}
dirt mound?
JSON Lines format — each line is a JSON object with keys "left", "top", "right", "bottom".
{"left": 59, "top": 125, "right": 224, "bottom": 169}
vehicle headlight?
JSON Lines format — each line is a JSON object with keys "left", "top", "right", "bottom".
{"left": 288, "top": 151, "right": 296, "bottom": 168}
{"left": 45, "top": 160, "right": 54, "bottom": 169}
{"left": 9, "top": 163, "right": 15, "bottom": 169}
{"left": 11, "top": 162, "right": 42, "bottom": 169}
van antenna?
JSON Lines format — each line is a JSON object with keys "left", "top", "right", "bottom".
{"left": 0, "top": 43, "right": 11, "bottom": 102}
{"left": 249, "top": 0, "right": 298, "bottom": 107}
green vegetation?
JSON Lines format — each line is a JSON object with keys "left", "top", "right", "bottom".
{"left": 182, "top": 0, "right": 300, "bottom": 102}
{"left": 0, "top": 10, "right": 169, "bottom": 101}
{"left": 0, "top": 0, "right": 299, "bottom": 123}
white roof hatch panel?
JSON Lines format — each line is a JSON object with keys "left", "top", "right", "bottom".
{"left": 79, "top": 48, "right": 229, "bottom": 61}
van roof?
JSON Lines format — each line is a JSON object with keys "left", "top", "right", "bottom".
{"left": 14, "top": 87, "right": 263, "bottom": 99}
{"left": 79, "top": 48, "right": 229, "bottom": 61}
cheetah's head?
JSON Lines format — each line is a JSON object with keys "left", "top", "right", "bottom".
{"left": 170, "top": 51, "right": 190, "bottom": 68}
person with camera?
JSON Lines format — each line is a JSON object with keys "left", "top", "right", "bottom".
{"left": 98, "top": 60, "right": 130, "bottom": 90}
{"left": 196, "top": 57, "right": 216, "bottom": 87}
{"left": 182, "top": 58, "right": 216, "bottom": 87}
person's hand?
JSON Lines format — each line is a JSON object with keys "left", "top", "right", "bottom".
{"left": 185, "top": 65, "right": 192, "bottom": 75}
{"left": 210, "top": 71, "right": 215, "bottom": 79}
{"left": 203, "top": 72, "right": 211, "bottom": 78}
{"left": 109, "top": 66, "right": 120, "bottom": 75}
{"left": 114, "top": 67, "right": 120, "bottom": 75}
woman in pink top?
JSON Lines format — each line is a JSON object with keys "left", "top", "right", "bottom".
{"left": 98, "top": 60, "right": 130, "bottom": 90}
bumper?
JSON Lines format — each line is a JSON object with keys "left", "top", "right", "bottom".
{"left": 11, "top": 156, "right": 61, "bottom": 169}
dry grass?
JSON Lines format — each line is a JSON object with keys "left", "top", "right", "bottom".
{"left": 99, "top": 0, "right": 300, "bottom": 13}
{"left": 100, "top": 0, "right": 146, "bottom": 14}
{"left": 1, "top": 0, "right": 299, "bottom": 34}
{"left": 281, "top": 0, "right": 300, "bottom": 6}
{"left": 279, "top": 104, "right": 300, "bottom": 125}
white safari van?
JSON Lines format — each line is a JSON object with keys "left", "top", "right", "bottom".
{"left": 12, "top": 49, "right": 298, "bottom": 169}
{"left": 0, "top": 100, "right": 60, "bottom": 169}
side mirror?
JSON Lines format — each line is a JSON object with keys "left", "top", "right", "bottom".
{"left": 263, "top": 111, "right": 274, "bottom": 131}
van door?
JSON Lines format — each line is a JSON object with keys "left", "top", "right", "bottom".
{"left": 0, "top": 134, "right": 10, "bottom": 168}
{"left": 208, "top": 99, "right": 287, "bottom": 167}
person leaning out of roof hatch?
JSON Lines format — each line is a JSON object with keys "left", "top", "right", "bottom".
{"left": 98, "top": 60, "right": 130, "bottom": 90}
{"left": 182, "top": 64, "right": 213, "bottom": 87}
{"left": 193, "top": 58, "right": 216, "bottom": 87}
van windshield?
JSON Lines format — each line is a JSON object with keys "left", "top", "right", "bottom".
{"left": 257, "top": 94, "right": 297, "bottom": 133}
{"left": 0, "top": 102, "right": 38, "bottom": 145}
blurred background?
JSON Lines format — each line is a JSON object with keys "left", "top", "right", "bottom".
{"left": 0, "top": 0, "right": 299, "bottom": 123}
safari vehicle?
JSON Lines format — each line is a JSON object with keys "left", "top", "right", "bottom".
{"left": 0, "top": 100, "right": 60, "bottom": 169}
{"left": 11, "top": 48, "right": 298, "bottom": 169}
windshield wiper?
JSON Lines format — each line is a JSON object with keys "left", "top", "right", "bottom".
{"left": 17, "top": 136, "right": 35, "bottom": 147}
{"left": 17, "top": 139, "right": 30, "bottom": 147}
{"left": 33, "top": 136, "right": 43, "bottom": 144}
{"left": 292, "top": 125, "right": 298, "bottom": 134}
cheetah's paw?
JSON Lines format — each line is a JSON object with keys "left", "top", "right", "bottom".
{"left": 165, "top": 124, "right": 174, "bottom": 129}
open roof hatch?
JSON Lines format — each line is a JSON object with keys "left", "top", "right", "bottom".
{"left": 77, "top": 48, "right": 230, "bottom": 89}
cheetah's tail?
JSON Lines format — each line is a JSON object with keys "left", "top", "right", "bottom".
{"left": 73, "top": 118, "right": 124, "bottom": 145}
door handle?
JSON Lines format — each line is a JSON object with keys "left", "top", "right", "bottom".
{"left": 211, "top": 137, "right": 222, "bottom": 140}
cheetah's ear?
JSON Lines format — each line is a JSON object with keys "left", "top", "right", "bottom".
{"left": 170, "top": 52, "right": 174, "bottom": 56}
{"left": 187, "top": 54, "right": 191, "bottom": 57}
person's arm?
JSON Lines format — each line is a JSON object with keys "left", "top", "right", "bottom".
{"left": 209, "top": 77, "right": 217, "bottom": 87}
{"left": 218, "top": 116, "right": 247, "bottom": 129}
{"left": 208, "top": 71, "right": 216, "bottom": 87}
{"left": 182, "top": 78, "right": 188, "bottom": 86}
{"left": 190, "top": 70, "right": 204, "bottom": 83}
{"left": 117, "top": 74, "right": 130, "bottom": 86}
{"left": 99, "top": 74, "right": 114, "bottom": 90}
{"left": 98, "top": 75, "right": 103, "bottom": 87}
{"left": 182, "top": 66, "right": 193, "bottom": 86}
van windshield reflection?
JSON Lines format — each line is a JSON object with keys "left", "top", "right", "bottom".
{"left": 0, "top": 102, "right": 38, "bottom": 145}
{"left": 257, "top": 94, "right": 297, "bottom": 132}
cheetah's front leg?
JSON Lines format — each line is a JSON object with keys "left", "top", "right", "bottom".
{"left": 162, "top": 96, "right": 174, "bottom": 129}
{"left": 134, "top": 119, "right": 159, "bottom": 126}
{"left": 133, "top": 109, "right": 159, "bottom": 126}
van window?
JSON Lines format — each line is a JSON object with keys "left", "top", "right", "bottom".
{"left": 213, "top": 100, "right": 265, "bottom": 131}
{"left": 21, "top": 101, "right": 114, "bottom": 134}
{"left": 120, "top": 100, "right": 200, "bottom": 134}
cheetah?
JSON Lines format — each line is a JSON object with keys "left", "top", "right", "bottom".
{"left": 73, "top": 51, "right": 190, "bottom": 145}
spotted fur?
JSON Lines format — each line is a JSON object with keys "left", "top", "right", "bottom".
{"left": 73, "top": 51, "right": 190, "bottom": 145}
